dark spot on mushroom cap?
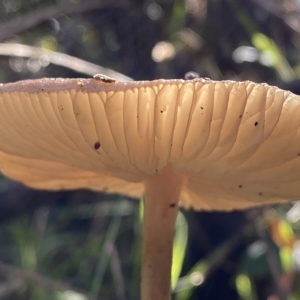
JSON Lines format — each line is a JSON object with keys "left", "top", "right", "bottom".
{"left": 94, "top": 141, "right": 101, "bottom": 150}
{"left": 254, "top": 122, "right": 258, "bottom": 126}
{"left": 238, "top": 185, "right": 243, "bottom": 188}
{"left": 160, "top": 110, "right": 163, "bottom": 113}
{"left": 169, "top": 203, "right": 176, "bottom": 208}
{"left": 201, "top": 107, "right": 204, "bottom": 110}
{"left": 259, "top": 192, "right": 263, "bottom": 196}
{"left": 239, "top": 115, "right": 242, "bottom": 118}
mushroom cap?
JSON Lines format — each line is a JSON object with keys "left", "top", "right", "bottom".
{"left": 0, "top": 77, "right": 299, "bottom": 210}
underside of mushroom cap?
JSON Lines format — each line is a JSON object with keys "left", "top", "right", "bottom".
{"left": 0, "top": 78, "right": 299, "bottom": 210}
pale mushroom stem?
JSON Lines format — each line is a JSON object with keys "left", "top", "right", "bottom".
{"left": 142, "top": 165, "right": 183, "bottom": 300}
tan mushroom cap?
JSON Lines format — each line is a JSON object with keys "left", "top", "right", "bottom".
{"left": 0, "top": 77, "right": 299, "bottom": 210}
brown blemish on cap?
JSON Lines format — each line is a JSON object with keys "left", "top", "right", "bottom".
{"left": 94, "top": 141, "right": 101, "bottom": 150}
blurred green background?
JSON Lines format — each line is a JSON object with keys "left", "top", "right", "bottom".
{"left": 0, "top": 0, "right": 300, "bottom": 299}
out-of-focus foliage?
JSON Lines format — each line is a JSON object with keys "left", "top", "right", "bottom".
{"left": 1, "top": 0, "right": 300, "bottom": 299}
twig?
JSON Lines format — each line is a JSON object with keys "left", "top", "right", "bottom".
{"left": 0, "top": 0, "right": 128, "bottom": 42}
{"left": 0, "top": 261, "right": 107, "bottom": 300}
{"left": 0, "top": 43, "right": 132, "bottom": 81}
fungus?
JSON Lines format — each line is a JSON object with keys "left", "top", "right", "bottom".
{"left": 0, "top": 77, "right": 300, "bottom": 300}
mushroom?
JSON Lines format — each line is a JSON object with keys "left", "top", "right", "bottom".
{"left": 0, "top": 77, "right": 299, "bottom": 299}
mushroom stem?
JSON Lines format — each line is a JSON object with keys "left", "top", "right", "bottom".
{"left": 142, "top": 165, "right": 182, "bottom": 300}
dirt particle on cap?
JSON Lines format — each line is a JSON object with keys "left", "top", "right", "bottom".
{"left": 93, "top": 74, "right": 116, "bottom": 83}
{"left": 77, "top": 81, "right": 84, "bottom": 87}
{"left": 184, "top": 71, "right": 199, "bottom": 80}
{"left": 254, "top": 121, "right": 258, "bottom": 126}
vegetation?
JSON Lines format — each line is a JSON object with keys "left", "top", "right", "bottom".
{"left": 0, "top": 0, "right": 300, "bottom": 299}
